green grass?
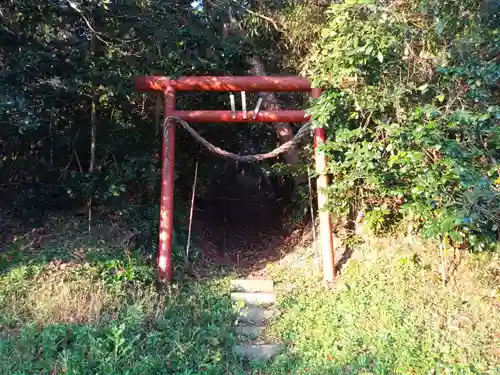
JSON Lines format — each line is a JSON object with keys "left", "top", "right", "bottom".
{"left": 264, "top": 241, "right": 500, "bottom": 375}
{"left": 0, "top": 264, "right": 242, "bottom": 374}
{"left": 0, "top": 216, "right": 498, "bottom": 374}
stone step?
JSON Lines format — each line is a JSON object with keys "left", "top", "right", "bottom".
{"left": 232, "top": 342, "right": 284, "bottom": 361}
{"left": 235, "top": 324, "right": 267, "bottom": 338}
{"left": 231, "top": 279, "right": 274, "bottom": 293}
{"left": 237, "top": 306, "right": 277, "bottom": 324}
{"left": 231, "top": 292, "right": 276, "bottom": 306}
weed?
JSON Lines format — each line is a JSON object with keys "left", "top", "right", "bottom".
{"left": 0, "top": 216, "right": 498, "bottom": 375}
{"left": 266, "top": 238, "right": 500, "bottom": 375}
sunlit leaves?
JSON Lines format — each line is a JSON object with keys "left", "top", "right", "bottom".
{"left": 306, "top": 0, "right": 500, "bottom": 250}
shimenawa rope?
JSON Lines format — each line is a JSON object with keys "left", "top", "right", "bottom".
{"left": 162, "top": 116, "right": 312, "bottom": 162}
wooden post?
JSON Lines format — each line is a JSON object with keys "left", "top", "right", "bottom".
{"left": 314, "top": 128, "right": 335, "bottom": 282}
{"left": 158, "top": 86, "right": 176, "bottom": 281}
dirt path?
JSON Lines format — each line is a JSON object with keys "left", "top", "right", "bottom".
{"left": 192, "top": 181, "right": 305, "bottom": 278}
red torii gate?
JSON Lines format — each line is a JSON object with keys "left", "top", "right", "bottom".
{"left": 135, "top": 76, "right": 335, "bottom": 282}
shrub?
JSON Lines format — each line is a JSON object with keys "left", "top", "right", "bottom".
{"left": 305, "top": 0, "right": 500, "bottom": 250}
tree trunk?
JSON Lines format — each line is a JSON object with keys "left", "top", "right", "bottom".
{"left": 89, "top": 29, "right": 97, "bottom": 174}
{"left": 246, "top": 54, "right": 299, "bottom": 167}
{"left": 223, "top": 11, "right": 301, "bottom": 168}
{"left": 88, "top": 31, "right": 97, "bottom": 232}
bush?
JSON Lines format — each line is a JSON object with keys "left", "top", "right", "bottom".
{"left": 305, "top": 0, "right": 500, "bottom": 250}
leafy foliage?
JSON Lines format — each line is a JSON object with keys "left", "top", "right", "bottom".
{"left": 305, "top": 0, "right": 500, "bottom": 250}
{"left": 0, "top": 0, "right": 249, "bottom": 209}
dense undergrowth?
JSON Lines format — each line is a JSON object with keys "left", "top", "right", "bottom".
{"left": 305, "top": 0, "right": 500, "bottom": 250}
{"left": 1, "top": 0, "right": 498, "bottom": 256}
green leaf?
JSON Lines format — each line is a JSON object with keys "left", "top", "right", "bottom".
{"left": 377, "top": 51, "right": 384, "bottom": 63}
{"left": 418, "top": 84, "right": 429, "bottom": 93}
{"left": 449, "top": 230, "right": 464, "bottom": 243}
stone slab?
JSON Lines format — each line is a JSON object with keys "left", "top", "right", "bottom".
{"left": 231, "top": 279, "right": 274, "bottom": 292}
{"left": 235, "top": 324, "right": 266, "bottom": 338}
{"left": 231, "top": 292, "right": 276, "bottom": 306}
{"left": 233, "top": 343, "right": 284, "bottom": 361}
{"left": 237, "top": 306, "right": 276, "bottom": 323}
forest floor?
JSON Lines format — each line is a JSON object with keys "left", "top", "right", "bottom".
{"left": 191, "top": 183, "right": 311, "bottom": 280}
{"left": 0, "top": 206, "right": 499, "bottom": 375}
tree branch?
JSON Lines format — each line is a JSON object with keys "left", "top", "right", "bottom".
{"left": 230, "top": 0, "right": 283, "bottom": 33}
{"left": 67, "top": 0, "right": 111, "bottom": 46}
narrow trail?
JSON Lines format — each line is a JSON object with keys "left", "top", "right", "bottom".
{"left": 193, "top": 179, "right": 303, "bottom": 277}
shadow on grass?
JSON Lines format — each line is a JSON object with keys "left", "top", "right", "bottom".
{"left": 0, "top": 239, "right": 390, "bottom": 375}
{"left": 1, "top": 206, "right": 497, "bottom": 375}
{"left": 0, "top": 208, "right": 394, "bottom": 375}
{"left": 0, "top": 184, "right": 305, "bottom": 282}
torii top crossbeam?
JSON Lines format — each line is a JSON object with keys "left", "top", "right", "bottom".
{"left": 135, "top": 76, "right": 322, "bottom": 123}
{"left": 135, "top": 75, "right": 320, "bottom": 93}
